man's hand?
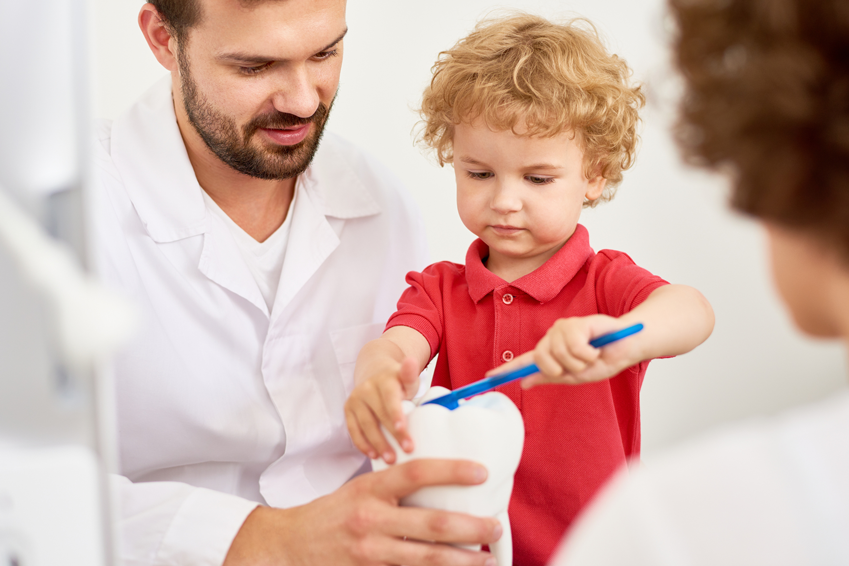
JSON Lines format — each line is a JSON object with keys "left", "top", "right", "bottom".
{"left": 223, "top": 459, "right": 502, "bottom": 566}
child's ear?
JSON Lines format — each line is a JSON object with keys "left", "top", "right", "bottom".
{"left": 585, "top": 174, "right": 607, "bottom": 201}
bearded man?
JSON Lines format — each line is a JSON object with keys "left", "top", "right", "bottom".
{"left": 94, "top": 1, "right": 503, "bottom": 565}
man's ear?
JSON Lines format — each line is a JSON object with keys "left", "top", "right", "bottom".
{"left": 138, "top": 3, "right": 179, "bottom": 72}
{"left": 585, "top": 173, "right": 607, "bottom": 202}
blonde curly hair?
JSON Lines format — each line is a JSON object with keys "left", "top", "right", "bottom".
{"left": 418, "top": 13, "right": 645, "bottom": 206}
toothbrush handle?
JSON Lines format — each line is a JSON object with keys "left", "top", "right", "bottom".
{"left": 472, "top": 323, "right": 644, "bottom": 391}
{"left": 423, "top": 323, "right": 644, "bottom": 408}
{"left": 452, "top": 363, "right": 540, "bottom": 398}
{"left": 589, "top": 323, "right": 644, "bottom": 348}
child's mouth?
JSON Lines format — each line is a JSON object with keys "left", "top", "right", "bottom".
{"left": 491, "top": 225, "right": 523, "bottom": 236}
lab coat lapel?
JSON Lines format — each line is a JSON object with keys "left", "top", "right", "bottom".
{"left": 110, "top": 76, "right": 267, "bottom": 316}
{"left": 272, "top": 184, "right": 339, "bottom": 316}
{"left": 270, "top": 134, "right": 382, "bottom": 318}
{"left": 198, "top": 218, "right": 269, "bottom": 317}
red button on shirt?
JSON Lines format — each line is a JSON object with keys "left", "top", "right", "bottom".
{"left": 501, "top": 350, "right": 514, "bottom": 362}
{"left": 386, "top": 224, "right": 669, "bottom": 566}
{"left": 502, "top": 293, "right": 514, "bottom": 304}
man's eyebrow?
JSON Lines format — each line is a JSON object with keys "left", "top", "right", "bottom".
{"left": 320, "top": 29, "right": 348, "bottom": 53}
{"left": 216, "top": 28, "right": 348, "bottom": 64}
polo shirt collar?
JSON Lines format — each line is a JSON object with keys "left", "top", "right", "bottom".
{"left": 110, "top": 76, "right": 380, "bottom": 244}
{"left": 465, "top": 224, "right": 594, "bottom": 303}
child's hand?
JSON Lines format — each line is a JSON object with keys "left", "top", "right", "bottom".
{"left": 344, "top": 356, "right": 421, "bottom": 464}
{"left": 488, "top": 315, "right": 640, "bottom": 388}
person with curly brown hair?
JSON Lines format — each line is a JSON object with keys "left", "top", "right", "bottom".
{"left": 343, "top": 14, "right": 715, "bottom": 565}
{"left": 551, "top": 0, "right": 849, "bottom": 564}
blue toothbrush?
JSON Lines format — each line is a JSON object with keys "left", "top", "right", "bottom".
{"left": 422, "top": 323, "right": 644, "bottom": 410}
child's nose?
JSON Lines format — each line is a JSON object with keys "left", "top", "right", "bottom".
{"left": 490, "top": 181, "right": 523, "bottom": 214}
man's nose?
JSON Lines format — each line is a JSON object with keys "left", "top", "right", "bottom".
{"left": 270, "top": 64, "right": 321, "bottom": 119}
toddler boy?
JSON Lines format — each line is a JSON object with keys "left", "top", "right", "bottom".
{"left": 344, "top": 14, "right": 714, "bottom": 566}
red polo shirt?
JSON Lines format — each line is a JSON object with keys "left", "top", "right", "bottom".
{"left": 385, "top": 224, "right": 668, "bottom": 566}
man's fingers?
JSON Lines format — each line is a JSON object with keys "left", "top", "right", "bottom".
{"left": 383, "top": 515, "right": 502, "bottom": 564}
{"left": 373, "top": 536, "right": 498, "bottom": 566}
{"left": 336, "top": 467, "right": 498, "bottom": 566}
{"left": 388, "top": 507, "right": 502, "bottom": 547}
{"left": 375, "top": 458, "right": 488, "bottom": 500}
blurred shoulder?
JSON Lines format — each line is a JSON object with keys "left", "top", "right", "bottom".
{"left": 552, "top": 391, "right": 849, "bottom": 566}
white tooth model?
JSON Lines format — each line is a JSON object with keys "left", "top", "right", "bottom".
{"left": 371, "top": 386, "right": 525, "bottom": 566}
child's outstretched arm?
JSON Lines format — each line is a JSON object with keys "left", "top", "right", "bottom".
{"left": 344, "top": 326, "right": 431, "bottom": 463}
{"left": 492, "top": 284, "right": 715, "bottom": 388}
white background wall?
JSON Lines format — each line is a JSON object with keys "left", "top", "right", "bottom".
{"left": 89, "top": 0, "right": 847, "bottom": 457}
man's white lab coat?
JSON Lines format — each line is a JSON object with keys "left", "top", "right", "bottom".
{"left": 92, "top": 78, "right": 428, "bottom": 566}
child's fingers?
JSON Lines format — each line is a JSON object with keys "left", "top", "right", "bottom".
{"left": 364, "top": 377, "right": 413, "bottom": 461}
{"left": 552, "top": 332, "right": 599, "bottom": 370}
{"left": 345, "top": 381, "right": 395, "bottom": 464}
{"left": 350, "top": 397, "right": 397, "bottom": 463}
{"left": 398, "top": 357, "right": 422, "bottom": 399}
{"left": 377, "top": 379, "right": 414, "bottom": 453}
{"left": 557, "top": 321, "right": 601, "bottom": 361}
{"left": 520, "top": 373, "right": 544, "bottom": 389}
{"left": 344, "top": 404, "right": 378, "bottom": 460}
{"left": 485, "top": 351, "right": 531, "bottom": 377}
{"left": 531, "top": 331, "right": 583, "bottom": 379}
{"left": 534, "top": 344, "right": 576, "bottom": 379}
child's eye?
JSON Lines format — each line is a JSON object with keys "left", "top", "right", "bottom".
{"left": 526, "top": 175, "right": 554, "bottom": 185}
{"left": 467, "top": 171, "right": 494, "bottom": 180}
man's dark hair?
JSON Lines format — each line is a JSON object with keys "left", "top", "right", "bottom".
{"left": 149, "top": 0, "right": 202, "bottom": 44}
{"left": 149, "top": 0, "right": 269, "bottom": 44}
{"left": 669, "top": 0, "right": 849, "bottom": 258}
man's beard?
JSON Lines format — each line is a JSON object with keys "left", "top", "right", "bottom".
{"left": 177, "top": 53, "right": 333, "bottom": 180}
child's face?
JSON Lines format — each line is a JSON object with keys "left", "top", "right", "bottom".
{"left": 453, "top": 120, "right": 606, "bottom": 277}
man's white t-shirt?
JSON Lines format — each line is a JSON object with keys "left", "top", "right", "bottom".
{"left": 201, "top": 189, "right": 296, "bottom": 311}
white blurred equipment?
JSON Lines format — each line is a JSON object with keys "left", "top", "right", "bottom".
{"left": 0, "top": 2, "right": 135, "bottom": 565}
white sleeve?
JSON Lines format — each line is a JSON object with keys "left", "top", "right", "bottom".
{"left": 547, "top": 467, "right": 680, "bottom": 566}
{"left": 549, "top": 423, "right": 817, "bottom": 566}
{"left": 111, "top": 475, "right": 259, "bottom": 566}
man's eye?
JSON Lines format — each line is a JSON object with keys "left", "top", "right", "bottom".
{"left": 314, "top": 49, "right": 339, "bottom": 60}
{"left": 238, "top": 63, "right": 272, "bottom": 75}
{"left": 526, "top": 175, "right": 554, "bottom": 185}
{"left": 467, "top": 171, "right": 493, "bottom": 180}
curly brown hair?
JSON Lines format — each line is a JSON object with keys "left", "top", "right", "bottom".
{"left": 418, "top": 14, "right": 645, "bottom": 206}
{"left": 669, "top": 0, "right": 849, "bottom": 256}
